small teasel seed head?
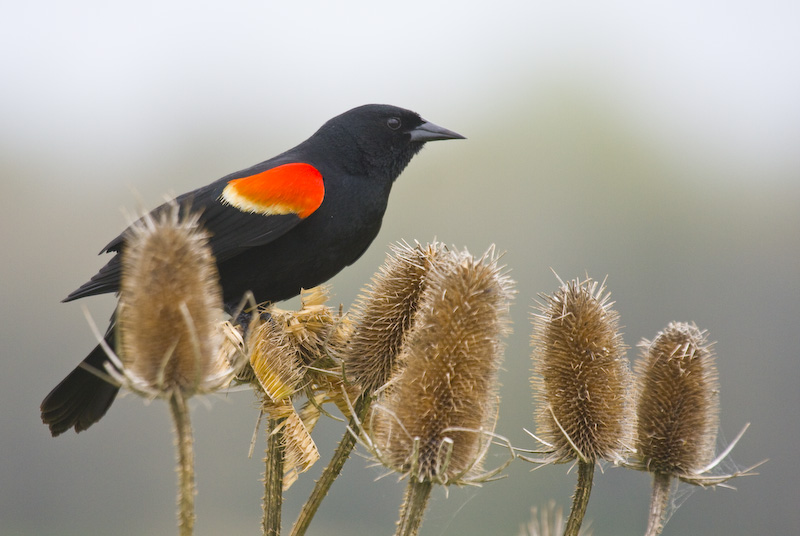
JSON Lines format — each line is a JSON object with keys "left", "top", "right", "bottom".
{"left": 635, "top": 322, "right": 719, "bottom": 476}
{"left": 373, "top": 246, "right": 514, "bottom": 483}
{"left": 531, "top": 276, "right": 633, "bottom": 463}
{"left": 118, "top": 202, "right": 226, "bottom": 395}
{"left": 341, "top": 241, "right": 447, "bottom": 395}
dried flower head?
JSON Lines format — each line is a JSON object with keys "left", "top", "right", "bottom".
{"left": 270, "top": 286, "right": 337, "bottom": 365}
{"left": 371, "top": 247, "right": 514, "bottom": 484}
{"left": 531, "top": 276, "right": 632, "bottom": 464}
{"left": 266, "top": 286, "right": 360, "bottom": 420}
{"left": 635, "top": 322, "right": 719, "bottom": 476}
{"left": 117, "top": 203, "right": 230, "bottom": 396}
{"left": 341, "top": 241, "right": 446, "bottom": 396}
{"left": 245, "top": 288, "right": 351, "bottom": 492}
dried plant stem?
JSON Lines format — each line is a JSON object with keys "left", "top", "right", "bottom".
{"left": 169, "top": 390, "right": 195, "bottom": 536}
{"left": 564, "top": 460, "right": 595, "bottom": 536}
{"left": 644, "top": 473, "right": 672, "bottom": 536}
{"left": 395, "top": 479, "right": 433, "bottom": 536}
{"left": 263, "top": 417, "right": 285, "bottom": 536}
{"left": 290, "top": 395, "right": 371, "bottom": 536}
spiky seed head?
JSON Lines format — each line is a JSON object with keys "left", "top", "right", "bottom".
{"left": 531, "top": 276, "right": 632, "bottom": 463}
{"left": 635, "top": 322, "right": 719, "bottom": 476}
{"left": 118, "top": 203, "right": 227, "bottom": 395}
{"left": 342, "top": 241, "right": 447, "bottom": 395}
{"left": 374, "top": 247, "right": 514, "bottom": 483}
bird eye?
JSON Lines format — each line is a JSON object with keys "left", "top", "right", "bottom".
{"left": 387, "top": 117, "right": 402, "bottom": 130}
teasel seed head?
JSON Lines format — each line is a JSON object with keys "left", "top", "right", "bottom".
{"left": 341, "top": 241, "right": 447, "bottom": 396}
{"left": 118, "top": 203, "right": 229, "bottom": 396}
{"left": 373, "top": 247, "right": 514, "bottom": 484}
{"left": 531, "top": 276, "right": 633, "bottom": 464}
{"left": 635, "top": 322, "right": 719, "bottom": 476}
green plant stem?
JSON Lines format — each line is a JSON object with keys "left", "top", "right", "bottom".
{"left": 395, "top": 479, "right": 433, "bottom": 536}
{"left": 645, "top": 473, "right": 672, "bottom": 536}
{"left": 263, "top": 416, "right": 285, "bottom": 536}
{"left": 169, "top": 390, "right": 195, "bottom": 536}
{"left": 290, "top": 395, "right": 371, "bottom": 536}
{"left": 564, "top": 459, "right": 595, "bottom": 536}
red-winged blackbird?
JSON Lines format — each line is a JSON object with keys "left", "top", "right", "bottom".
{"left": 41, "top": 104, "right": 464, "bottom": 436}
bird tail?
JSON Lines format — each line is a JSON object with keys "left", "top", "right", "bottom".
{"left": 40, "top": 332, "right": 120, "bottom": 437}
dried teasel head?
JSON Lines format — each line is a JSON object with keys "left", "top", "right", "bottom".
{"left": 341, "top": 241, "right": 447, "bottom": 396}
{"left": 117, "top": 202, "right": 230, "bottom": 396}
{"left": 635, "top": 322, "right": 719, "bottom": 477}
{"left": 371, "top": 247, "right": 514, "bottom": 484}
{"left": 531, "top": 276, "right": 633, "bottom": 464}
{"left": 246, "top": 288, "right": 359, "bottom": 490}
{"left": 266, "top": 286, "right": 359, "bottom": 416}
{"left": 269, "top": 286, "right": 337, "bottom": 366}
{"left": 246, "top": 311, "right": 319, "bottom": 491}
{"left": 243, "top": 287, "right": 344, "bottom": 399}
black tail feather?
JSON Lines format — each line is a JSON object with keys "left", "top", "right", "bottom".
{"left": 62, "top": 255, "right": 122, "bottom": 303}
{"left": 41, "top": 336, "right": 120, "bottom": 436}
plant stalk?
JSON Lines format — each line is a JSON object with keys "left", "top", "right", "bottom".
{"left": 644, "top": 472, "right": 672, "bottom": 536}
{"left": 290, "top": 394, "right": 371, "bottom": 536}
{"left": 263, "top": 416, "right": 285, "bottom": 536}
{"left": 395, "top": 479, "right": 433, "bottom": 536}
{"left": 169, "top": 390, "right": 195, "bottom": 536}
{"left": 564, "top": 459, "right": 595, "bottom": 536}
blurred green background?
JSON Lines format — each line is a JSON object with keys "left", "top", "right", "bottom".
{"left": 2, "top": 2, "right": 798, "bottom": 535}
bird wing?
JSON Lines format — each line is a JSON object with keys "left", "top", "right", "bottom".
{"left": 63, "top": 162, "right": 325, "bottom": 302}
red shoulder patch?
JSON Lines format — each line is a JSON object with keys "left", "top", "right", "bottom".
{"left": 220, "top": 163, "right": 324, "bottom": 219}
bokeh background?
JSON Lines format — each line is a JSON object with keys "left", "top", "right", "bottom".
{"left": 2, "top": 2, "right": 798, "bottom": 535}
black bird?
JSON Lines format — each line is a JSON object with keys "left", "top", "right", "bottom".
{"left": 41, "top": 104, "right": 464, "bottom": 436}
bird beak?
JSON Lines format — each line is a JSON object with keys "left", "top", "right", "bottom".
{"left": 409, "top": 120, "right": 466, "bottom": 142}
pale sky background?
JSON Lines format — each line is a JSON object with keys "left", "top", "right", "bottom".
{"left": 2, "top": 1, "right": 799, "bottom": 535}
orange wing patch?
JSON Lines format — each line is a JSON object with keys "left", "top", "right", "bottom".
{"left": 220, "top": 163, "right": 324, "bottom": 219}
